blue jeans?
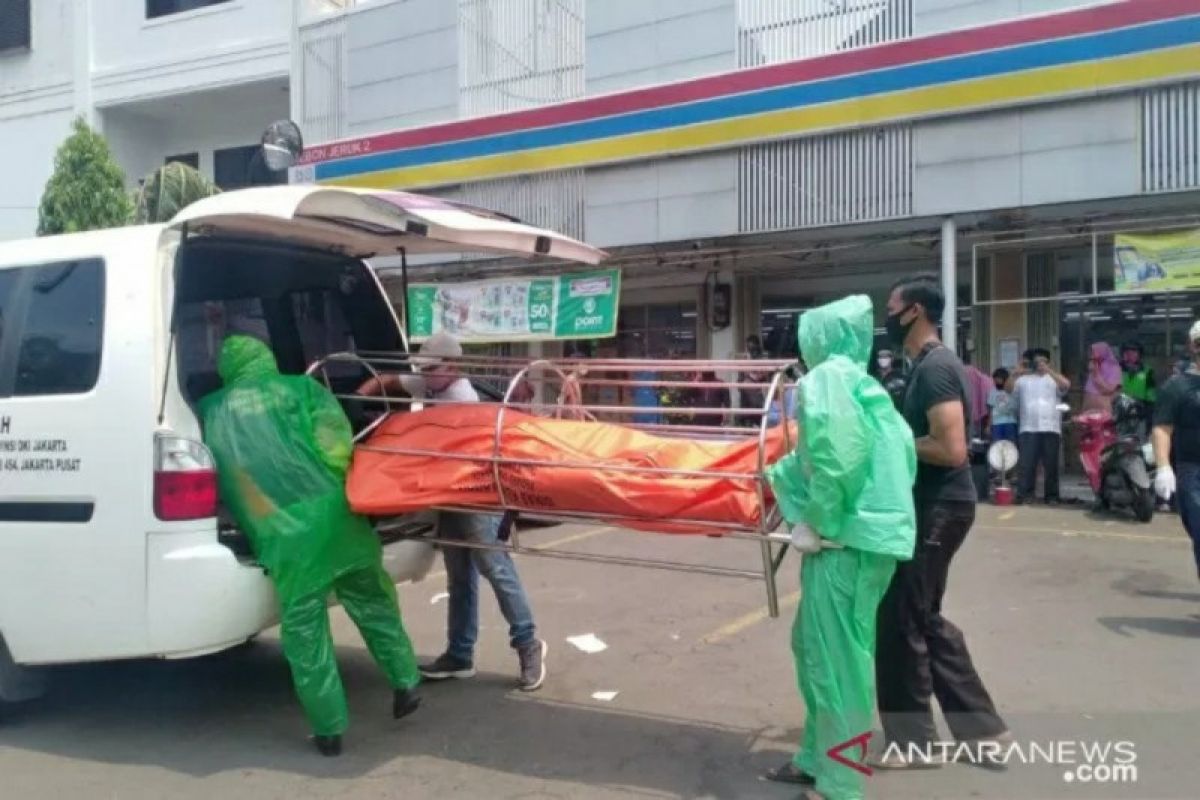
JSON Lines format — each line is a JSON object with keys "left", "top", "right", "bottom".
{"left": 1177, "top": 462, "right": 1200, "bottom": 578}
{"left": 438, "top": 512, "right": 536, "bottom": 660}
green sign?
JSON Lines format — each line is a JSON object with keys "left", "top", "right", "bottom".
{"left": 406, "top": 269, "right": 621, "bottom": 343}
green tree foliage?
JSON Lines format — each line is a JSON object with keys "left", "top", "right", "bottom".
{"left": 37, "top": 118, "right": 133, "bottom": 236}
{"left": 132, "top": 161, "right": 222, "bottom": 224}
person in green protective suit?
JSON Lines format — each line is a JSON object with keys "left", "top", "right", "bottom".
{"left": 200, "top": 336, "right": 422, "bottom": 757}
{"left": 763, "top": 295, "right": 917, "bottom": 800}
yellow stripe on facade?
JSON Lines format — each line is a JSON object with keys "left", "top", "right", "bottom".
{"left": 324, "top": 45, "right": 1200, "bottom": 190}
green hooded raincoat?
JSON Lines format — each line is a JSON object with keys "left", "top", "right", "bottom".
{"left": 766, "top": 295, "right": 917, "bottom": 799}
{"left": 201, "top": 336, "right": 419, "bottom": 736}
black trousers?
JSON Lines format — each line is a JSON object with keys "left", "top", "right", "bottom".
{"left": 1018, "top": 432, "right": 1061, "bottom": 502}
{"left": 876, "top": 500, "right": 1007, "bottom": 746}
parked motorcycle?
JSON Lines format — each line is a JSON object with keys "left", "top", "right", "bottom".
{"left": 1074, "top": 395, "right": 1156, "bottom": 523}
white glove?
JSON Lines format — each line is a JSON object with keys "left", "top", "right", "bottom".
{"left": 1154, "top": 466, "right": 1176, "bottom": 501}
{"left": 789, "top": 523, "right": 823, "bottom": 554}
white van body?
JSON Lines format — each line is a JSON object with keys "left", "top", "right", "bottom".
{"left": 0, "top": 187, "right": 604, "bottom": 699}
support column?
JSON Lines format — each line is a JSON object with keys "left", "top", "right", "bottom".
{"left": 72, "top": 0, "right": 95, "bottom": 127}
{"left": 941, "top": 217, "right": 958, "bottom": 354}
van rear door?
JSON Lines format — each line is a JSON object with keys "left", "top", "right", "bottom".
{"left": 169, "top": 186, "right": 607, "bottom": 264}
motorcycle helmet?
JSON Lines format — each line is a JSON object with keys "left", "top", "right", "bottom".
{"left": 1112, "top": 393, "right": 1144, "bottom": 421}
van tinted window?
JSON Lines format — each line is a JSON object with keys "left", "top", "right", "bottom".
{"left": 0, "top": 270, "right": 16, "bottom": 353}
{"left": 6, "top": 260, "right": 105, "bottom": 397}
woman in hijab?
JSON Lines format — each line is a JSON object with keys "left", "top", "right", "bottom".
{"left": 1084, "top": 341, "right": 1122, "bottom": 414}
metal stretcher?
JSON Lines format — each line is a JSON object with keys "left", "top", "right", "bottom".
{"left": 309, "top": 352, "right": 800, "bottom": 617}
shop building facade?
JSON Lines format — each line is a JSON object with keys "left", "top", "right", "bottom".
{"left": 284, "top": 2, "right": 1198, "bottom": 384}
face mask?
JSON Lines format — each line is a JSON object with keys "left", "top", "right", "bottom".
{"left": 877, "top": 357, "right": 892, "bottom": 371}
{"left": 885, "top": 305, "right": 915, "bottom": 347}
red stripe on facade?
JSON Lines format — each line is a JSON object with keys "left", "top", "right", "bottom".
{"left": 300, "top": 0, "right": 1197, "bottom": 165}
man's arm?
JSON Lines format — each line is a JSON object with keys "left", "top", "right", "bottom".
{"left": 917, "top": 399, "right": 969, "bottom": 467}
{"left": 357, "top": 373, "right": 422, "bottom": 398}
{"left": 1152, "top": 424, "right": 1174, "bottom": 469}
{"left": 1042, "top": 360, "right": 1072, "bottom": 393}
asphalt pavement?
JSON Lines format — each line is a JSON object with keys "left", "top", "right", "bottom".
{"left": 0, "top": 503, "right": 1196, "bottom": 799}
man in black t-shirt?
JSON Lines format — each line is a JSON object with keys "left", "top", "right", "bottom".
{"left": 872, "top": 275, "right": 1008, "bottom": 769}
{"left": 1152, "top": 321, "right": 1200, "bottom": 581}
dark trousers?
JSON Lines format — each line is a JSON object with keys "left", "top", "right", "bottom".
{"left": 876, "top": 500, "right": 1007, "bottom": 746}
{"left": 1177, "top": 462, "right": 1200, "bottom": 579}
{"left": 1018, "top": 432, "right": 1061, "bottom": 501}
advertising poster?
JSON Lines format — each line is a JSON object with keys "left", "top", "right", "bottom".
{"left": 1113, "top": 230, "right": 1200, "bottom": 292}
{"left": 407, "top": 269, "right": 621, "bottom": 343}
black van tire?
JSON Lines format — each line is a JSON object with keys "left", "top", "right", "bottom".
{"left": 0, "top": 635, "right": 48, "bottom": 704}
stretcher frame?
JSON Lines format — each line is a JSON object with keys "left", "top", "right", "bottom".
{"left": 308, "top": 352, "right": 801, "bottom": 617}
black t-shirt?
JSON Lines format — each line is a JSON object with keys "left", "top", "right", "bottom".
{"left": 902, "top": 344, "right": 978, "bottom": 504}
{"left": 1153, "top": 371, "right": 1200, "bottom": 464}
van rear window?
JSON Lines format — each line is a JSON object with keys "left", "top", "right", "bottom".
{"left": 0, "top": 259, "right": 104, "bottom": 398}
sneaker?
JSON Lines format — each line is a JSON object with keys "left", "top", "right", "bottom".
{"left": 517, "top": 638, "right": 547, "bottom": 692}
{"left": 313, "top": 734, "right": 342, "bottom": 757}
{"left": 419, "top": 653, "right": 476, "bottom": 681}
{"left": 393, "top": 687, "right": 421, "bottom": 720}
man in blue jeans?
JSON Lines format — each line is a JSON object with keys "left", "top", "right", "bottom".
{"left": 1152, "top": 321, "right": 1200, "bottom": 582}
{"left": 359, "top": 332, "right": 547, "bottom": 691}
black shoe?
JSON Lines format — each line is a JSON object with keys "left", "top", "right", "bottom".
{"left": 313, "top": 734, "right": 342, "bottom": 757}
{"left": 764, "top": 762, "right": 816, "bottom": 785}
{"left": 517, "top": 638, "right": 547, "bottom": 692}
{"left": 393, "top": 687, "right": 421, "bottom": 720}
{"left": 419, "top": 653, "right": 476, "bottom": 681}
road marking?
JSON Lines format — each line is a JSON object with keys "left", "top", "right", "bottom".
{"left": 530, "top": 525, "right": 615, "bottom": 550}
{"left": 997, "top": 511, "right": 1016, "bottom": 521}
{"left": 418, "top": 525, "right": 614, "bottom": 585}
{"left": 699, "top": 589, "right": 801, "bottom": 646}
{"left": 977, "top": 524, "right": 1188, "bottom": 544}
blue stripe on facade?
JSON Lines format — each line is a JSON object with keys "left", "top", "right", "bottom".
{"left": 317, "top": 15, "right": 1200, "bottom": 181}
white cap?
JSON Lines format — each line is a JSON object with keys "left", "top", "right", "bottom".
{"left": 1190, "top": 320, "right": 1200, "bottom": 345}
{"left": 413, "top": 331, "right": 462, "bottom": 368}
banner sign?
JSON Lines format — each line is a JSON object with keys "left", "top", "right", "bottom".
{"left": 1113, "top": 230, "right": 1200, "bottom": 292}
{"left": 407, "top": 269, "right": 621, "bottom": 343}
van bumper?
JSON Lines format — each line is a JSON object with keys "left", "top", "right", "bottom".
{"left": 146, "top": 533, "right": 436, "bottom": 659}
{"left": 147, "top": 532, "right": 278, "bottom": 658}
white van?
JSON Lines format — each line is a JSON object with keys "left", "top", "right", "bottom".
{"left": 0, "top": 186, "right": 604, "bottom": 703}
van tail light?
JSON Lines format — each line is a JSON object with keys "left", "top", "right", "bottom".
{"left": 154, "top": 435, "right": 218, "bottom": 522}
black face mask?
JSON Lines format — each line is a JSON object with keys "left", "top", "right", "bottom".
{"left": 886, "top": 305, "right": 915, "bottom": 347}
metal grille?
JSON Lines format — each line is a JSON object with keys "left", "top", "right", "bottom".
{"left": 297, "top": 15, "right": 348, "bottom": 146}
{"left": 736, "top": 0, "right": 911, "bottom": 68}
{"left": 1142, "top": 82, "right": 1200, "bottom": 193}
{"left": 458, "top": 0, "right": 585, "bottom": 118}
{"left": 739, "top": 126, "right": 913, "bottom": 233}
{"left": 435, "top": 168, "right": 586, "bottom": 242}
{"left": 736, "top": 0, "right": 913, "bottom": 232}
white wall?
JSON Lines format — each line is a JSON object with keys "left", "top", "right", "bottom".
{"left": 0, "top": 0, "right": 77, "bottom": 241}
{"left": 0, "top": 0, "right": 73, "bottom": 101}
{"left": 91, "top": 0, "right": 290, "bottom": 106}
{"left": 913, "top": 0, "right": 1094, "bottom": 36}
{"left": 586, "top": 0, "right": 736, "bottom": 95}
{"left": 344, "top": 0, "right": 458, "bottom": 136}
{"left": 101, "top": 81, "right": 290, "bottom": 187}
{"left": 582, "top": 0, "right": 738, "bottom": 247}
{"left": 586, "top": 152, "right": 739, "bottom": 247}
{"left": 913, "top": 95, "right": 1141, "bottom": 216}
{"left": 0, "top": 112, "right": 75, "bottom": 241}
